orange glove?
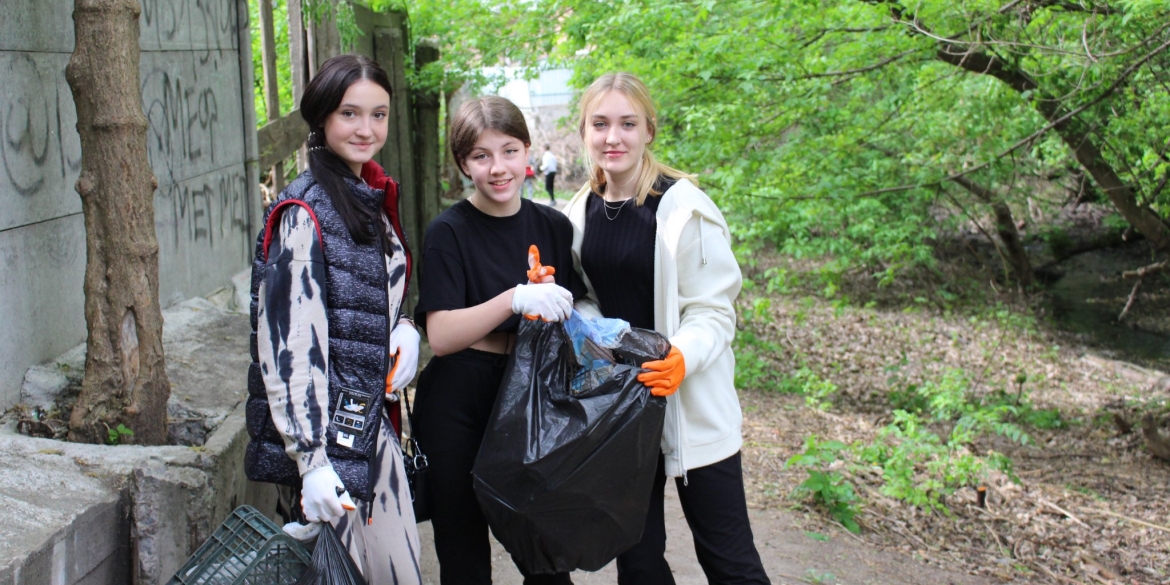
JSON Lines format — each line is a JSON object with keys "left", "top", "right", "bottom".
{"left": 526, "top": 244, "right": 556, "bottom": 284}
{"left": 384, "top": 351, "right": 398, "bottom": 396}
{"left": 638, "top": 347, "right": 686, "bottom": 397}
{"left": 523, "top": 244, "right": 558, "bottom": 320}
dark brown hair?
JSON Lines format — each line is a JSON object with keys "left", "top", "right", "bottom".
{"left": 449, "top": 96, "right": 531, "bottom": 177}
{"left": 301, "top": 54, "right": 392, "bottom": 245}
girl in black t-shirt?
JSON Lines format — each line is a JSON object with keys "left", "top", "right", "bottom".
{"left": 412, "top": 96, "right": 586, "bottom": 585}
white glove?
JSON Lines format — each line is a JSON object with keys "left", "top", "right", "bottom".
{"left": 511, "top": 282, "right": 572, "bottom": 322}
{"left": 388, "top": 321, "right": 420, "bottom": 392}
{"left": 282, "top": 521, "right": 322, "bottom": 543}
{"left": 301, "top": 466, "right": 355, "bottom": 523}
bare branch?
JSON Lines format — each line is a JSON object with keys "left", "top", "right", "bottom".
{"left": 1118, "top": 278, "right": 1143, "bottom": 322}
{"left": 1082, "top": 18, "right": 1098, "bottom": 63}
{"left": 1122, "top": 260, "right": 1169, "bottom": 279}
{"left": 763, "top": 49, "right": 924, "bottom": 80}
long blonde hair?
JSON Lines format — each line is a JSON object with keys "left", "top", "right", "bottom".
{"left": 577, "top": 72, "right": 694, "bottom": 206}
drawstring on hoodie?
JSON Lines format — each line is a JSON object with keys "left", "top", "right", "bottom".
{"left": 698, "top": 216, "right": 707, "bottom": 265}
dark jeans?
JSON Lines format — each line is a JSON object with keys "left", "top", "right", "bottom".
{"left": 617, "top": 452, "right": 770, "bottom": 585}
{"left": 545, "top": 171, "right": 557, "bottom": 203}
{"left": 413, "top": 349, "right": 572, "bottom": 585}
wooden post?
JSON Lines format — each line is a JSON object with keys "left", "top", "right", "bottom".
{"left": 374, "top": 25, "right": 418, "bottom": 309}
{"left": 288, "top": 0, "right": 308, "bottom": 171}
{"left": 309, "top": 0, "right": 341, "bottom": 73}
{"left": 258, "top": 0, "right": 285, "bottom": 194}
{"left": 414, "top": 40, "right": 441, "bottom": 236}
{"left": 306, "top": 8, "right": 318, "bottom": 80}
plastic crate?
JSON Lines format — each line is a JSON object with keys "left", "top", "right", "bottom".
{"left": 167, "top": 505, "right": 312, "bottom": 585}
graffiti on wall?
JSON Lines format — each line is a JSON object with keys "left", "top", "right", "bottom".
{"left": 142, "top": 58, "right": 252, "bottom": 256}
{"left": 156, "top": 168, "right": 251, "bottom": 254}
{"left": 0, "top": 53, "right": 82, "bottom": 201}
{"left": 141, "top": 0, "right": 241, "bottom": 57}
{"left": 144, "top": 68, "right": 221, "bottom": 172}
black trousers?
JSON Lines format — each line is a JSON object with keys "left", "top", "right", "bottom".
{"left": 616, "top": 452, "right": 771, "bottom": 585}
{"left": 413, "top": 348, "right": 572, "bottom": 585}
{"left": 544, "top": 171, "right": 556, "bottom": 202}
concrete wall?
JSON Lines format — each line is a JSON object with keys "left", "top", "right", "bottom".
{"left": 0, "top": 0, "right": 260, "bottom": 409}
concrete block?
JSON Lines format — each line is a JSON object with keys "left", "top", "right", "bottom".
{"left": 64, "top": 499, "right": 128, "bottom": 583}
{"left": 14, "top": 542, "right": 49, "bottom": 585}
{"left": 73, "top": 549, "right": 129, "bottom": 585}
{"left": 0, "top": 3, "right": 73, "bottom": 53}
{"left": 231, "top": 269, "right": 252, "bottom": 314}
{"left": 132, "top": 462, "right": 209, "bottom": 585}
{"left": 160, "top": 297, "right": 252, "bottom": 421}
{"left": 0, "top": 215, "right": 86, "bottom": 410}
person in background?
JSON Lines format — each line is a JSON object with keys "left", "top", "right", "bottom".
{"left": 564, "top": 72, "right": 771, "bottom": 585}
{"left": 540, "top": 143, "right": 558, "bottom": 205}
{"left": 523, "top": 152, "right": 537, "bottom": 199}
{"left": 411, "top": 96, "right": 587, "bottom": 585}
{"left": 246, "top": 54, "right": 422, "bottom": 583}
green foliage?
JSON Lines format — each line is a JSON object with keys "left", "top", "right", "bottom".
{"left": 245, "top": 2, "right": 1170, "bottom": 273}
{"left": 304, "top": 0, "right": 362, "bottom": 51}
{"left": 107, "top": 423, "right": 134, "bottom": 446}
{"left": 777, "top": 367, "right": 840, "bottom": 410}
{"left": 248, "top": 0, "right": 296, "bottom": 125}
{"left": 732, "top": 329, "right": 783, "bottom": 391}
{"left": 392, "top": 0, "right": 1170, "bottom": 285}
{"left": 1041, "top": 226, "right": 1073, "bottom": 260}
{"left": 850, "top": 368, "right": 1033, "bottom": 511}
{"left": 786, "top": 436, "right": 861, "bottom": 533}
{"left": 856, "top": 408, "right": 1016, "bottom": 513}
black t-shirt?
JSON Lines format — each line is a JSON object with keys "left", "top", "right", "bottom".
{"left": 580, "top": 178, "right": 674, "bottom": 330}
{"left": 415, "top": 199, "right": 588, "bottom": 333}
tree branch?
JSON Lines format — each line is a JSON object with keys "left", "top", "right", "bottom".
{"left": 764, "top": 49, "right": 924, "bottom": 80}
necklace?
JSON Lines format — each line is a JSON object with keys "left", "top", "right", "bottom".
{"left": 602, "top": 197, "right": 630, "bottom": 221}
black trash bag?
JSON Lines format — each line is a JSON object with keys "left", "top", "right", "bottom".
{"left": 295, "top": 521, "right": 367, "bottom": 585}
{"left": 472, "top": 313, "right": 671, "bottom": 574}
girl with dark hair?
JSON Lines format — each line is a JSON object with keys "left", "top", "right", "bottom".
{"left": 565, "top": 72, "right": 770, "bottom": 584}
{"left": 411, "top": 96, "right": 586, "bottom": 584}
{"left": 245, "top": 54, "right": 422, "bottom": 583}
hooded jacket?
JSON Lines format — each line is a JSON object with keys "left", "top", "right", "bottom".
{"left": 565, "top": 178, "right": 743, "bottom": 478}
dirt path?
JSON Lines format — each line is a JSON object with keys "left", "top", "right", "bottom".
{"left": 416, "top": 479, "right": 989, "bottom": 585}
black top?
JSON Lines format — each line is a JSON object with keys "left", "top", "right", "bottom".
{"left": 415, "top": 199, "right": 588, "bottom": 333}
{"left": 581, "top": 178, "right": 674, "bottom": 330}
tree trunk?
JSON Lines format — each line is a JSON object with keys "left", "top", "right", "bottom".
{"left": 951, "top": 176, "right": 1035, "bottom": 288}
{"left": 66, "top": 0, "right": 171, "bottom": 445}
{"left": 932, "top": 45, "right": 1170, "bottom": 253}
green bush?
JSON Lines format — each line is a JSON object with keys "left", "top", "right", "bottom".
{"left": 786, "top": 436, "right": 861, "bottom": 533}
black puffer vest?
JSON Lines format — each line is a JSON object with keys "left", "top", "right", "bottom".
{"left": 245, "top": 170, "right": 407, "bottom": 501}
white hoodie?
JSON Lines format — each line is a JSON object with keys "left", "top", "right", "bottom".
{"left": 565, "top": 179, "right": 743, "bottom": 478}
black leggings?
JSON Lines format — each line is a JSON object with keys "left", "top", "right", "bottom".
{"left": 413, "top": 348, "right": 572, "bottom": 585}
{"left": 544, "top": 171, "right": 556, "bottom": 202}
{"left": 616, "top": 452, "right": 770, "bottom": 585}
